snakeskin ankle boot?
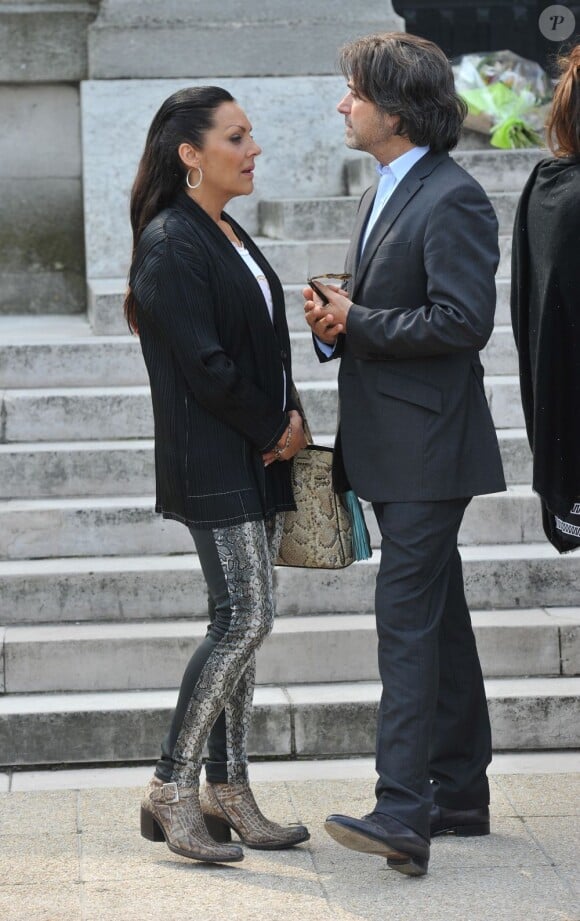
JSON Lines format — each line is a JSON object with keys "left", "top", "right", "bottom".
{"left": 141, "top": 778, "right": 244, "bottom": 863}
{"left": 200, "top": 781, "right": 310, "bottom": 850}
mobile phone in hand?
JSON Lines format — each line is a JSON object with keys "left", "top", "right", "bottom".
{"left": 307, "top": 277, "right": 329, "bottom": 306}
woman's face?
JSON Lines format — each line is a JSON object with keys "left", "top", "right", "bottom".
{"left": 192, "top": 101, "right": 262, "bottom": 201}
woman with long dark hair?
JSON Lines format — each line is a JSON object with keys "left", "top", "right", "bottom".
{"left": 127, "top": 86, "right": 309, "bottom": 864}
{"left": 511, "top": 46, "right": 580, "bottom": 552}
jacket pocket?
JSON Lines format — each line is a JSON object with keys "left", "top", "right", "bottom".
{"left": 373, "top": 240, "right": 411, "bottom": 262}
{"left": 377, "top": 372, "right": 442, "bottom": 414}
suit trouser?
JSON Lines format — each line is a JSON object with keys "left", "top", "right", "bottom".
{"left": 155, "top": 514, "right": 284, "bottom": 787}
{"left": 372, "top": 499, "right": 491, "bottom": 840}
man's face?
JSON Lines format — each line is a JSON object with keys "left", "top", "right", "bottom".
{"left": 337, "top": 82, "right": 398, "bottom": 158}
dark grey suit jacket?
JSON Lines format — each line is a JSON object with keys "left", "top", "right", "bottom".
{"left": 321, "top": 149, "right": 506, "bottom": 502}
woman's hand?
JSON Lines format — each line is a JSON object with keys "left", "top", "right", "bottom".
{"left": 262, "top": 410, "right": 307, "bottom": 466}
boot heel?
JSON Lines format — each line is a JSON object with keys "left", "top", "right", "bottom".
{"left": 455, "top": 823, "right": 490, "bottom": 837}
{"left": 203, "top": 813, "right": 233, "bottom": 843}
{"left": 140, "top": 807, "right": 165, "bottom": 842}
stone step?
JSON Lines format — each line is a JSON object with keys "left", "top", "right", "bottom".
{"left": 495, "top": 279, "right": 510, "bottom": 326}
{"left": 88, "top": 274, "right": 512, "bottom": 338}
{"left": 0, "top": 324, "right": 337, "bottom": 389}
{"left": 3, "top": 609, "right": 578, "bottom": 694}
{"left": 287, "top": 328, "right": 518, "bottom": 379}
{"left": 0, "top": 375, "right": 524, "bottom": 443}
{"left": 90, "top": 278, "right": 315, "bottom": 336}
{"left": 259, "top": 191, "right": 519, "bottom": 239}
{"left": 481, "top": 325, "right": 516, "bottom": 376}
{"left": 0, "top": 428, "right": 531, "bottom": 501}
{"left": 459, "top": 487, "right": 543, "bottom": 545}
{"left": 260, "top": 197, "right": 358, "bottom": 241}
{"left": 497, "top": 428, "right": 531, "bottom": 484}
{"left": 0, "top": 385, "right": 155, "bottom": 442}
{"left": 0, "top": 322, "right": 517, "bottom": 388}
{"left": 346, "top": 149, "right": 545, "bottom": 197}
{"left": 87, "top": 278, "right": 128, "bottom": 336}
{"left": 1, "top": 544, "right": 578, "bottom": 626}
{"left": 486, "top": 374, "right": 524, "bottom": 428}
{"left": 0, "top": 330, "right": 143, "bottom": 389}
{"left": 227, "top": 237, "right": 513, "bottom": 287}
{"left": 255, "top": 237, "right": 351, "bottom": 284}
{"left": 1, "top": 676, "right": 578, "bottom": 766}
{"left": 0, "top": 496, "right": 190, "bottom": 560}
{"left": 256, "top": 234, "right": 512, "bottom": 283}
{"left": 0, "top": 486, "right": 543, "bottom": 561}
{"left": 0, "top": 440, "right": 156, "bottom": 499}
{"left": 0, "top": 384, "right": 344, "bottom": 442}
{"left": 457, "top": 129, "right": 497, "bottom": 150}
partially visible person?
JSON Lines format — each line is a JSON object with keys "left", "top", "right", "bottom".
{"left": 303, "top": 33, "right": 505, "bottom": 877}
{"left": 511, "top": 45, "right": 580, "bottom": 552}
{"left": 125, "top": 86, "right": 309, "bottom": 864}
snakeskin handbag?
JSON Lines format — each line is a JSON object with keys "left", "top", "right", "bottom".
{"left": 276, "top": 444, "right": 371, "bottom": 569}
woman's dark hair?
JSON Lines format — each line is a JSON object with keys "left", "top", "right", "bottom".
{"left": 124, "top": 85, "right": 234, "bottom": 332}
{"left": 339, "top": 32, "right": 467, "bottom": 153}
{"left": 547, "top": 44, "right": 580, "bottom": 158}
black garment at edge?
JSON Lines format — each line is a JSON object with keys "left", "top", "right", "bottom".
{"left": 511, "top": 156, "right": 580, "bottom": 552}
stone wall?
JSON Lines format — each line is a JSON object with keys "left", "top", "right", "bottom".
{"left": 0, "top": 1, "right": 402, "bottom": 315}
{"left": 88, "top": 0, "right": 403, "bottom": 78}
{"left": 82, "top": 76, "right": 370, "bottom": 280}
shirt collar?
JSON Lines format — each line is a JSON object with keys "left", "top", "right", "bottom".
{"left": 376, "top": 145, "right": 430, "bottom": 183}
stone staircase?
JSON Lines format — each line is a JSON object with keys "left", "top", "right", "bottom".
{"left": 1, "top": 147, "right": 579, "bottom": 768}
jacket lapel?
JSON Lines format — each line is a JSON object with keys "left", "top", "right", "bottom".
{"left": 345, "top": 185, "right": 375, "bottom": 294}
{"left": 351, "top": 150, "right": 447, "bottom": 297}
{"left": 175, "top": 192, "right": 281, "bottom": 337}
{"left": 353, "top": 176, "right": 422, "bottom": 295}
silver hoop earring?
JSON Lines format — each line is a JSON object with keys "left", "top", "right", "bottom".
{"left": 186, "top": 166, "right": 203, "bottom": 190}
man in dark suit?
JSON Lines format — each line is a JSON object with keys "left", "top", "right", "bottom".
{"left": 305, "top": 32, "right": 506, "bottom": 877}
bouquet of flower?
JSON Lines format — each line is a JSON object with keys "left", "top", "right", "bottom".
{"left": 452, "top": 50, "right": 553, "bottom": 149}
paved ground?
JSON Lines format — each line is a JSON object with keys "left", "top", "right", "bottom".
{"left": 1, "top": 755, "right": 578, "bottom": 921}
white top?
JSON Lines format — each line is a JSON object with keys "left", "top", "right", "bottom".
{"left": 232, "top": 242, "right": 274, "bottom": 321}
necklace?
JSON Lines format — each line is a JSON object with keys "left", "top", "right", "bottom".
{"left": 218, "top": 219, "right": 242, "bottom": 247}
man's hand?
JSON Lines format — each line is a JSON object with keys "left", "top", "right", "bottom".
{"left": 303, "top": 282, "right": 352, "bottom": 345}
{"left": 262, "top": 410, "right": 307, "bottom": 467}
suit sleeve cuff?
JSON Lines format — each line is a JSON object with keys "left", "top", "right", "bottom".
{"left": 260, "top": 414, "right": 290, "bottom": 453}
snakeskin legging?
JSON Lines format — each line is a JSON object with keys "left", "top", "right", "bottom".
{"left": 155, "top": 514, "right": 284, "bottom": 787}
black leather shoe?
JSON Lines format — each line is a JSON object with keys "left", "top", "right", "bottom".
{"left": 324, "top": 811, "right": 429, "bottom": 877}
{"left": 430, "top": 804, "right": 490, "bottom": 838}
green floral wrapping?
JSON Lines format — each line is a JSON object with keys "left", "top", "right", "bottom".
{"left": 453, "top": 50, "right": 552, "bottom": 149}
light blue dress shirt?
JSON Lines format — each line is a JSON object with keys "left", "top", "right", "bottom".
{"left": 360, "top": 145, "right": 430, "bottom": 251}
{"left": 316, "top": 145, "right": 430, "bottom": 356}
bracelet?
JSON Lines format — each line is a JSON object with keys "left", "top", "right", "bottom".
{"left": 274, "top": 420, "right": 293, "bottom": 458}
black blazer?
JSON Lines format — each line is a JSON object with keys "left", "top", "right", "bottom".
{"left": 511, "top": 156, "right": 580, "bottom": 549}
{"left": 130, "top": 191, "right": 296, "bottom": 529}
{"left": 319, "top": 150, "right": 506, "bottom": 502}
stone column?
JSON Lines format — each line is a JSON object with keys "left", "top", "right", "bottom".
{"left": 0, "top": 1, "right": 99, "bottom": 314}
